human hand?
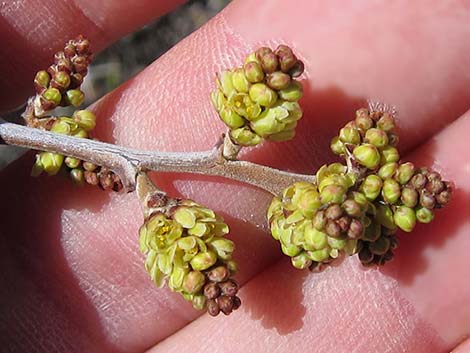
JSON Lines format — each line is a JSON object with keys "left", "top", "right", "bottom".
{"left": 1, "top": 1, "right": 469, "bottom": 352}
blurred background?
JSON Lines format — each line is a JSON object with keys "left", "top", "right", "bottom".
{"left": 0, "top": 0, "right": 231, "bottom": 168}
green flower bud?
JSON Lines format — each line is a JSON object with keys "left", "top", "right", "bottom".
{"left": 73, "top": 110, "right": 96, "bottom": 131}
{"left": 376, "top": 204, "right": 396, "bottom": 229}
{"left": 393, "top": 206, "right": 416, "bottom": 232}
{"left": 244, "top": 52, "right": 260, "bottom": 65}
{"left": 230, "top": 126, "right": 262, "bottom": 146}
{"left": 353, "top": 144, "right": 381, "bottom": 169}
{"left": 65, "top": 89, "right": 85, "bottom": 107}
{"left": 174, "top": 207, "right": 197, "bottom": 228}
{"left": 42, "top": 88, "right": 62, "bottom": 106}
{"left": 291, "top": 252, "right": 312, "bottom": 269}
{"left": 382, "top": 178, "right": 401, "bottom": 204}
{"left": 376, "top": 113, "right": 395, "bottom": 132}
{"left": 307, "top": 248, "right": 330, "bottom": 262}
{"left": 190, "top": 251, "right": 217, "bottom": 271}
{"left": 281, "top": 243, "right": 301, "bottom": 257}
{"left": 243, "top": 61, "right": 264, "bottom": 83}
{"left": 416, "top": 207, "right": 434, "bottom": 223}
{"left": 266, "top": 71, "right": 291, "bottom": 90}
{"left": 182, "top": 271, "right": 206, "bottom": 294}
{"left": 401, "top": 187, "right": 418, "bottom": 208}
{"left": 278, "top": 81, "right": 303, "bottom": 102}
{"left": 210, "top": 89, "right": 225, "bottom": 111}
{"left": 355, "top": 108, "right": 373, "bottom": 130}
{"left": 378, "top": 162, "right": 398, "bottom": 179}
{"left": 339, "top": 125, "right": 361, "bottom": 145}
{"left": 169, "top": 266, "right": 187, "bottom": 291}
{"left": 191, "top": 294, "right": 206, "bottom": 310}
{"left": 365, "top": 128, "right": 389, "bottom": 148}
{"left": 218, "top": 70, "right": 235, "bottom": 96}
{"left": 290, "top": 184, "right": 322, "bottom": 218}
{"left": 330, "top": 136, "right": 345, "bottom": 155}
{"left": 52, "top": 71, "right": 71, "bottom": 90}
{"left": 64, "top": 156, "right": 81, "bottom": 169}
{"left": 360, "top": 175, "right": 383, "bottom": 201}
{"left": 395, "top": 162, "right": 415, "bottom": 185}
{"left": 231, "top": 68, "right": 251, "bottom": 93}
{"left": 34, "top": 70, "right": 50, "bottom": 90}
{"left": 70, "top": 168, "right": 84, "bottom": 184}
{"left": 38, "top": 152, "right": 64, "bottom": 175}
{"left": 219, "top": 105, "right": 245, "bottom": 129}
{"left": 249, "top": 83, "right": 278, "bottom": 107}
{"left": 320, "top": 184, "right": 346, "bottom": 204}
{"left": 305, "top": 225, "right": 328, "bottom": 250}
{"left": 381, "top": 146, "right": 400, "bottom": 164}
{"left": 73, "top": 128, "right": 88, "bottom": 138}
{"left": 209, "top": 238, "right": 235, "bottom": 260}
{"left": 250, "top": 107, "right": 286, "bottom": 137}
{"left": 51, "top": 120, "right": 72, "bottom": 135}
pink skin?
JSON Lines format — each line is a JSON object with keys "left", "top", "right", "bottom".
{"left": 0, "top": 0, "right": 469, "bottom": 352}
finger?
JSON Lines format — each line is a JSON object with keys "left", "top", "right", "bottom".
{"left": 148, "top": 112, "right": 470, "bottom": 353}
{"left": 453, "top": 338, "right": 470, "bottom": 353}
{"left": 0, "top": 0, "right": 185, "bottom": 110}
{"left": 2, "top": 0, "right": 470, "bottom": 351}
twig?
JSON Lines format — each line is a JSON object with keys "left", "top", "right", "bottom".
{"left": 0, "top": 119, "right": 315, "bottom": 195}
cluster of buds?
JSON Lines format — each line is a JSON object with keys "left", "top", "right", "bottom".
{"left": 25, "top": 36, "right": 123, "bottom": 191}
{"left": 330, "top": 108, "right": 399, "bottom": 170}
{"left": 268, "top": 106, "right": 452, "bottom": 270}
{"left": 32, "top": 35, "right": 92, "bottom": 118}
{"left": 211, "top": 45, "right": 304, "bottom": 146}
{"left": 267, "top": 178, "right": 360, "bottom": 271}
{"left": 139, "top": 199, "right": 240, "bottom": 316}
{"left": 30, "top": 110, "right": 122, "bottom": 190}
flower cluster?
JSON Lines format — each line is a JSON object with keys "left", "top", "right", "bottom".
{"left": 139, "top": 200, "right": 240, "bottom": 316}
{"left": 32, "top": 35, "right": 92, "bottom": 118}
{"left": 268, "top": 107, "right": 452, "bottom": 269}
{"left": 211, "top": 45, "right": 304, "bottom": 146}
{"left": 25, "top": 36, "right": 122, "bottom": 191}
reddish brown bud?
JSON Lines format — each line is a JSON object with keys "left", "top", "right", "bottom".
{"left": 207, "top": 265, "right": 230, "bottom": 282}
{"left": 217, "top": 296, "right": 234, "bottom": 315}
{"left": 203, "top": 282, "right": 221, "bottom": 300}
{"left": 420, "top": 190, "right": 436, "bottom": 209}
{"left": 219, "top": 280, "right": 238, "bottom": 297}
{"left": 288, "top": 60, "right": 304, "bottom": 77}
{"left": 84, "top": 170, "right": 99, "bottom": 186}
{"left": 207, "top": 299, "right": 220, "bottom": 316}
{"left": 325, "top": 204, "right": 343, "bottom": 220}
{"left": 325, "top": 220, "right": 341, "bottom": 238}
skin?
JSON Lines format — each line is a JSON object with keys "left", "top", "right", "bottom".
{"left": 0, "top": 0, "right": 469, "bottom": 352}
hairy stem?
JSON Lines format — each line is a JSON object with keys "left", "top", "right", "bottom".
{"left": 0, "top": 119, "right": 315, "bottom": 195}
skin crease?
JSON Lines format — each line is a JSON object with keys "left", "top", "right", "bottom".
{"left": 0, "top": 0, "right": 469, "bottom": 352}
